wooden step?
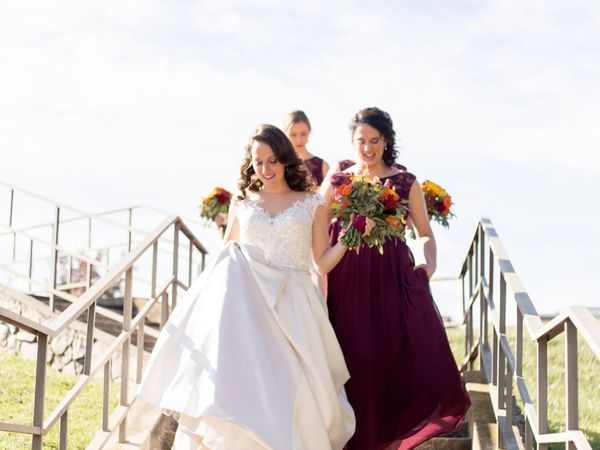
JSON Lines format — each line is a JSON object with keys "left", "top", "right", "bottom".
{"left": 464, "top": 370, "right": 499, "bottom": 450}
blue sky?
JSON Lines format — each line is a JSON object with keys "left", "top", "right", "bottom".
{"left": 1, "top": 0, "right": 599, "bottom": 319}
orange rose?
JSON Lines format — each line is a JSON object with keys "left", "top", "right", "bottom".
{"left": 339, "top": 183, "right": 353, "bottom": 196}
{"left": 385, "top": 216, "right": 401, "bottom": 228}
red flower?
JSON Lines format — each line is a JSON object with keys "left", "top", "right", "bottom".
{"left": 352, "top": 215, "right": 367, "bottom": 233}
{"left": 331, "top": 172, "right": 352, "bottom": 187}
{"left": 379, "top": 188, "right": 400, "bottom": 210}
{"left": 435, "top": 200, "right": 446, "bottom": 214}
{"left": 215, "top": 194, "right": 225, "bottom": 204}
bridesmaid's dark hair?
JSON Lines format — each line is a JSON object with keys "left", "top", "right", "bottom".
{"left": 349, "top": 107, "right": 398, "bottom": 167}
{"left": 283, "top": 110, "right": 312, "bottom": 133}
{"left": 238, "top": 124, "right": 313, "bottom": 199}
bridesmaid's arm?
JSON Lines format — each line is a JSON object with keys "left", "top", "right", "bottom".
{"left": 408, "top": 181, "right": 437, "bottom": 278}
{"left": 222, "top": 200, "right": 240, "bottom": 243}
{"left": 312, "top": 204, "right": 347, "bottom": 275}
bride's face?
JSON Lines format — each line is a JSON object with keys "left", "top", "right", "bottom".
{"left": 251, "top": 140, "right": 286, "bottom": 189}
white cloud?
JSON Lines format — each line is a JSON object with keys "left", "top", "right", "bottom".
{"left": 1, "top": 0, "right": 599, "bottom": 315}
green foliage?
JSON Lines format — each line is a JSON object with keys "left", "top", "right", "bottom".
{"left": 0, "top": 351, "right": 119, "bottom": 450}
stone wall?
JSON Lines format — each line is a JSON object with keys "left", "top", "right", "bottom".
{"left": 0, "top": 286, "right": 89, "bottom": 375}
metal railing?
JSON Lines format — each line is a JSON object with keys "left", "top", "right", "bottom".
{"left": 0, "top": 215, "right": 208, "bottom": 449}
{"left": 460, "top": 217, "right": 598, "bottom": 450}
{"left": 1, "top": 180, "right": 206, "bottom": 306}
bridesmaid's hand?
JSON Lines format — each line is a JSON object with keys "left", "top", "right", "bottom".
{"left": 362, "top": 217, "right": 376, "bottom": 237}
{"left": 415, "top": 263, "right": 436, "bottom": 279}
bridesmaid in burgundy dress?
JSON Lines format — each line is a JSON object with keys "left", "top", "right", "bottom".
{"left": 321, "top": 107, "right": 470, "bottom": 450}
{"left": 284, "top": 110, "right": 330, "bottom": 187}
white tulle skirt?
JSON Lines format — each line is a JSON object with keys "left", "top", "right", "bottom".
{"left": 137, "top": 242, "right": 355, "bottom": 450}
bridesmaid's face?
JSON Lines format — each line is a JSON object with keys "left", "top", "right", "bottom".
{"left": 251, "top": 141, "right": 286, "bottom": 189}
{"left": 287, "top": 122, "right": 310, "bottom": 152}
{"left": 352, "top": 124, "right": 385, "bottom": 168}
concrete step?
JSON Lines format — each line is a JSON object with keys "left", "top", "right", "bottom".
{"left": 119, "top": 370, "right": 503, "bottom": 450}
{"left": 415, "top": 436, "right": 472, "bottom": 450}
{"left": 463, "top": 370, "right": 498, "bottom": 450}
{"left": 414, "top": 420, "right": 471, "bottom": 450}
{"left": 104, "top": 398, "right": 166, "bottom": 450}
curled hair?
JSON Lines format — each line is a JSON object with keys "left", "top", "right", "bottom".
{"left": 238, "top": 124, "right": 314, "bottom": 199}
{"left": 283, "top": 110, "right": 311, "bottom": 133}
{"left": 350, "top": 107, "right": 398, "bottom": 167}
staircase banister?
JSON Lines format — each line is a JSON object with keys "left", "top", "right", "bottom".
{"left": 0, "top": 204, "right": 143, "bottom": 238}
{"left": 138, "top": 203, "right": 205, "bottom": 226}
{"left": 177, "top": 217, "right": 209, "bottom": 254}
{"left": 48, "top": 215, "right": 186, "bottom": 336}
{"left": 532, "top": 307, "right": 600, "bottom": 359}
{"left": 0, "top": 304, "right": 53, "bottom": 336}
{"left": 1, "top": 179, "right": 163, "bottom": 240}
{"left": 537, "top": 431, "right": 592, "bottom": 449}
{"left": 0, "top": 224, "right": 110, "bottom": 270}
{"left": 459, "top": 221, "right": 482, "bottom": 277}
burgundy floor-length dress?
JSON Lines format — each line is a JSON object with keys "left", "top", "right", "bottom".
{"left": 327, "top": 168, "right": 470, "bottom": 450}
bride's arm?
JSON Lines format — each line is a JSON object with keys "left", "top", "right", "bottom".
{"left": 318, "top": 163, "right": 339, "bottom": 222}
{"left": 223, "top": 201, "right": 240, "bottom": 242}
{"left": 311, "top": 204, "right": 347, "bottom": 275}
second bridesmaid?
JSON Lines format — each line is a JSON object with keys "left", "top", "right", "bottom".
{"left": 284, "top": 110, "right": 330, "bottom": 188}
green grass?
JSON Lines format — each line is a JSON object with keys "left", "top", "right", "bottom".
{"left": 0, "top": 350, "right": 120, "bottom": 450}
{"left": 445, "top": 324, "right": 600, "bottom": 450}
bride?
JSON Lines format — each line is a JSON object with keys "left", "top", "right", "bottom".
{"left": 138, "top": 124, "right": 363, "bottom": 449}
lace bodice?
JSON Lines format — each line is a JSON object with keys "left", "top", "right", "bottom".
{"left": 237, "top": 193, "right": 325, "bottom": 272}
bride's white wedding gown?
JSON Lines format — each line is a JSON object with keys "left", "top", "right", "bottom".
{"left": 138, "top": 193, "right": 355, "bottom": 450}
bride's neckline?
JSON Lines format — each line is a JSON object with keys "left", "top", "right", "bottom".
{"left": 246, "top": 194, "right": 314, "bottom": 220}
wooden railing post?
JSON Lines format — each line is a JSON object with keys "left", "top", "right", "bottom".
{"left": 498, "top": 273, "right": 507, "bottom": 407}
{"left": 565, "top": 320, "right": 578, "bottom": 450}
{"left": 84, "top": 302, "right": 96, "bottom": 375}
{"left": 9, "top": 188, "right": 16, "bottom": 261}
{"left": 172, "top": 222, "right": 180, "bottom": 310}
{"left": 466, "top": 250, "right": 472, "bottom": 356}
{"left": 59, "top": 411, "right": 68, "bottom": 450}
{"left": 119, "top": 267, "right": 133, "bottom": 442}
{"left": 188, "top": 241, "right": 193, "bottom": 287}
{"left": 127, "top": 208, "right": 133, "bottom": 252}
{"left": 49, "top": 207, "right": 60, "bottom": 311}
{"left": 151, "top": 241, "right": 158, "bottom": 301}
{"left": 28, "top": 238, "right": 34, "bottom": 292}
{"left": 103, "top": 361, "right": 110, "bottom": 432}
{"left": 32, "top": 333, "right": 48, "bottom": 450}
{"left": 161, "top": 291, "right": 169, "bottom": 328}
{"left": 537, "top": 336, "right": 549, "bottom": 450}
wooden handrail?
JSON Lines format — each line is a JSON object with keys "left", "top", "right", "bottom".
{"left": 532, "top": 307, "right": 600, "bottom": 359}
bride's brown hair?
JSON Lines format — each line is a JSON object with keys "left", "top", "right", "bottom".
{"left": 238, "top": 124, "right": 313, "bottom": 199}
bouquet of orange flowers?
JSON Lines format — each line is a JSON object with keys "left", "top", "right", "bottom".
{"left": 330, "top": 173, "right": 409, "bottom": 254}
{"left": 200, "top": 187, "right": 232, "bottom": 237}
{"left": 421, "top": 180, "right": 454, "bottom": 228}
